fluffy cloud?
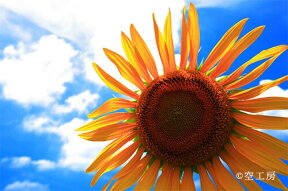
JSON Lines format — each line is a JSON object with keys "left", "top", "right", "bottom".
{"left": 0, "top": 35, "right": 78, "bottom": 106}
{"left": 4, "top": 181, "right": 49, "bottom": 191}
{"left": 52, "top": 90, "right": 99, "bottom": 114}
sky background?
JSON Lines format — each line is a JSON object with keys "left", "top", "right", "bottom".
{"left": 0, "top": 0, "right": 287, "bottom": 190}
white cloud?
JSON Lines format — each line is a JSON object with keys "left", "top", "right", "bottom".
{"left": 9, "top": 156, "right": 31, "bottom": 168}
{"left": 0, "top": 35, "right": 78, "bottom": 106}
{"left": 4, "top": 181, "right": 49, "bottom": 191}
{"left": 53, "top": 90, "right": 99, "bottom": 114}
{"left": 31, "top": 159, "right": 56, "bottom": 170}
{"left": 23, "top": 115, "right": 56, "bottom": 133}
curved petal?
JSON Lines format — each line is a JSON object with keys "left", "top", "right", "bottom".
{"left": 90, "top": 141, "right": 139, "bottom": 186}
{"left": 201, "top": 18, "right": 248, "bottom": 73}
{"left": 233, "top": 124, "right": 288, "bottom": 160}
{"left": 205, "top": 161, "right": 225, "bottom": 190}
{"left": 171, "top": 167, "right": 180, "bottom": 191}
{"left": 180, "top": 167, "right": 196, "bottom": 191}
{"left": 92, "top": 63, "right": 139, "bottom": 99}
{"left": 87, "top": 98, "right": 136, "bottom": 118}
{"left": 78, "top": 123, "right": 137, "bottom": 141}
{"left": 210, "top": 26, "right": 265, "bottom": 78}
{"left": 76, "top": 112, "right": 136, "bottom": 131}
{"left": 232, "top": 112, "right": 288, "bottom": 130}
{"left": 229, "top": 75, "right": 288, "bottom": 100}
{"left": 121, "top": 32, "right": 152, "bottom": 83}
{"left": 85, "top": 131, "right": 136, "bottom": 173}
{"left": 220, "top": 45, "right": 288, "bottom": 86}
{"left": 179, "top": 6, "right": 190, "bottom": 70}
{"left": 103, "top": 48, "right": 145, "bottom": 90}
{"left": 231, "top": 97, "right": 288, "bottom": 113}
{"left": 130, "top": 24, "right": 159, "bottom": 79}
{"left": 110, "top": 154, "right": 152, "bottom": 191}
{"left": 198, "top": 165, "right": 217, "bottom": 191}
{"left": 188, "top": 3, "right": 200, "bottom": 70}
{"left": 155, "top": 164, "right": 173, "bottom": 191}
{"left": 225, "top": 144, "right": 287, "bottom": 190}
{"left": 164, "top": 9, "right": 176, "bottom": 72}
{"left": 230, "top": 134, "right": 288, "bottom": 176}
{"left": 225, "top": 52, "right": 283, "bottom": 90}
{"left": 134, "top": 159, "right": 161, "bottom": 191}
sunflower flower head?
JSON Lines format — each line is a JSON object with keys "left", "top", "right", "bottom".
{"left": 77, "top": 3, "right": 288, "bottom": 190}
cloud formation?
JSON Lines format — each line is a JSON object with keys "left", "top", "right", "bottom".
{"left": 4, "top": 180, "right": 49, "bottom": 191}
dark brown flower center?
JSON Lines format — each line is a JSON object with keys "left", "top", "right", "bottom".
{"left": 136, "top": 70, "right": 232, "bottom": 166}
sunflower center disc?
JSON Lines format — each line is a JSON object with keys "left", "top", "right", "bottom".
{"left": 137, "top": 70, "right": 232, "bottom": 166}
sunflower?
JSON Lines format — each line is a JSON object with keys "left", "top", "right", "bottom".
{"left": 77, "top": 3, "right": 288, "bottom": 191}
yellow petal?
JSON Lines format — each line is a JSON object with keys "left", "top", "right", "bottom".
{"left": 130, "top": 24, "right": 159, "bottom": 79}
{"left": 180, "top": 167, "right": 196, "bottom": 191}
{"left": 225, "top": 143, "right": 288, "bottom": 190}
{"left": 92, "top": 63, "right": 139, "bottom": 99}
{"left": 201, "top": 18, "right": 248, "bottom": 73}
{"left": 198, "top": 164, "right": 217, "bottom": 191}
{"left": 220, "top": 45, "right": 288, "bottom": 86}
{"left": 110, "top": 155, "right": 151, "bottom": 191}
{"left": 231, "top": 97, "right": 288, "bottom": 113}
{"left": 90, "top": 141, "right": 139, "bottom": 186}
{"left": 233, "top": 124, "right": 288, "bottom": 160}
{"left": 85, "top": 131, "right": 136, "bottom": 173}
{"left": 232, "top": 112, "right": 288, "bottom": 130}
{"left": 155, "top": 163, "right": 173, "bottom": 191}
{"left": 225, "top": 52, "right": 284, "bottom": 90}
{"left": 212, "top": 156, "right": 245, "bottom": 190}
{"left": 79, "top": 123, "right": 137, "bottom": 141}
{"left": 229, "top": 75, "right": 288, "bottom": 100}
{"left": 210, "top": 26, "right": 265, "bottom": 78}
{"left": 87, "top": 98, "right": 136, "bottom": 118}
{"left": 164, "top": 9, "right": 176, "bottom": 72}
{"left": 134, "top": 159, "right": 161, "bottom": 191}
{"left": 188, "top": 3, "right": 200, "bottom": 70}
{"left": 179, "top": 6, "right": 190, "bottom": 70}
{"left": 121, "top": 32, "right": 152, "bottom": 83}
{"left": 153, "top": 13, "right": 170, "bottom": 74}
{"left": 171, "top": 167, "right": 181, "bottom": 191}
{"left": 103, "top": 48, "right": 145, "bottom": 90}
{"left": 76, "top": 112, "right": 136, "bottom": 131}
{"left": 230, "top": 134, "right": 288, "bottom": 176}
{"left": 220, "top": 151, "right": 264, "bottom": 191}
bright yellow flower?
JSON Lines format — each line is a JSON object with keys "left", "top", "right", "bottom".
{"left": 77, "top": 3, "right": 288, "bottom": 190}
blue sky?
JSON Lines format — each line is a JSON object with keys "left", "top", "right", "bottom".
{"left": 0, "top": 0, "right": 287, "bottom": 190}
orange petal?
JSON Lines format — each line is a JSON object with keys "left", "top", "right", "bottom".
{"left": 179, "top": 6, "right": 190, "bottom": 70}
{"left": 201, "top": 18, "right": 248, "bottom": 73}
{"left": 76, "top": 112, "right": 136, "bottom": 131}
{"left": 92, "top": 63, "right": 139, "bottom": 99}
{"left": 220, "top": 151, "right": 264, "bottom": 191}
{"left": 103, "top": 48, "right": 145, "bottom": 90}
{"left": 210, "top": 26, "right": 265, "bottom": 78}
{"left": 102, "top": 147, "right": 145, "bottom": 191}
{"left": 225, "top": 52, "right": 284, "bottom": 90}
{"left": 153, "top": 13, "right": 170, "bottom": 74}
{"left": 233, "top": 124, "right": 288, "bottom": 160}
{"left": 134, "top": 159, "right": 161, "bottom": 191}
{"left": 171, "top": 167, "right": 181, "bottom": 191}
{"left": 205, "top": 161, "right": 225, "bottom": 190}
{"left": 230, "top": 134, "right": 288, "bottom": 176}
{"left": 198, "top": 164, "right": 217, "bottom": 191}
{"left": 220, "top": 45, "right": 288, "bottom": 86}
{"left": 232, "top": 112, "right": 288, "bottom": 130}
{"left": 229, "top": 75, "right": 288, "bottom": 100}
{"left": 231, "top": 97, "right": 288, "bottom": 113}
{"left": 87, "top": 98, "right": 136, "bottom": 118}
{"left": 225, "top": 144, "right": 287, "bottom": 190}
{"left": 164, "top": 9, "right": 176, "bottom": 72}
{"left": 90, "top": 141, "right": 139, "bottom": 186}
{"left": 121, "top": 32, "right": 152, "bottom": 83}
{"left": 188, "top": 3, "right": 200, "bottom": 70}
{"left": 212, "top": 156, "right": 245, "bottom": 190}
{"left": 85, "top": 131, "right": 136, "bottom": 173}
{"left": 79, "top": 123, "right": 137, "bottom": 141}
{"left": 110, "top": 154, "right": 152, "bottom": 191}
{"left": 155, "top": 163, "right": 173, "bottom": 191}
{"left": 180, "top": 167, "right": 196, "bottom": 191}
{"left": 130, "top": 24, "right": 159, "bottom": 79}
